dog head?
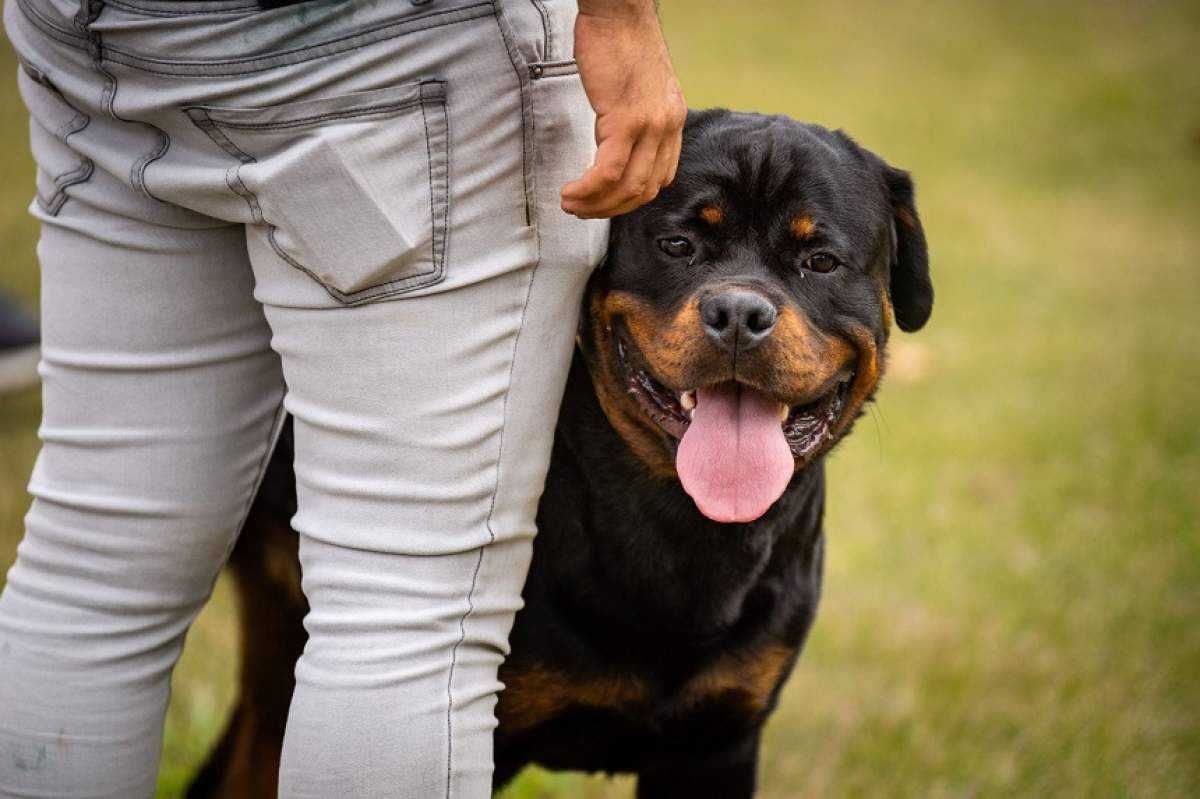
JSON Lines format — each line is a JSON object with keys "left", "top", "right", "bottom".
{"left": 580, "top": 109, "right": 933, "bottom": 523}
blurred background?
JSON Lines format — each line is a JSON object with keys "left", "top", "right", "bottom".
{"left": 1, "top": 0, "right": 1198, "bottom": 796}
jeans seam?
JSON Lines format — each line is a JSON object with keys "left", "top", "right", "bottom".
{"left": 433, "top": 87, "right": 452, "bottom": 289}
{"left": 78, "top": 4, "right": 494, "bottom": 77}
{"left": 104, "top": 0, "right": 261, "bottom": 16}
{"left": 131, "top": 126, "right": 171, "bottom": 202}
{"left": 201, "top": 97, "right": 429, "bottom": 131}
{"left": 18, "top": 62, "right": 97, "bottom": 215}
{"left": 67, "top": 5, "right": 173, "bottom": 205}
{"left": 442, "top": 191, "right": 542, "bottom": 799}
{"left": 491, "top": 0, "right": 535, "bottom": 226}
{"left": 227, "top": 396, "right": 289, "bottom": 557}
{"left": 37, "top": 157, "right": 95, "bottom": 216}
{"left": 186, "top": 108, "right": 264, "bottom": 221}
{"left": 419, "top": 93, "right": 442, "bottom": 292}
{"left": 17, "top": 0, "right": 90, "bottom": 46}
{"left": 443, "top": 18, "right": 542, "bottom": 775}
{"left": 527, "top": 0, "right": 551, "bottom": 60}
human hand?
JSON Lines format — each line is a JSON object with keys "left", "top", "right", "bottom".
{"left": 562, "top": 0, "right": 686, "bottom": 219}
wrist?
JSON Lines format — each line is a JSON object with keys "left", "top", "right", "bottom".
{"left": 577, "top": 0, "right": 658, "bottom": 21}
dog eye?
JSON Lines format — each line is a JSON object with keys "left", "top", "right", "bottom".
{"left": 802, "top": 253, "right": 839, "bottom": 273}
{"left": 659, "top": 237, "right": 694, "bottom": 258}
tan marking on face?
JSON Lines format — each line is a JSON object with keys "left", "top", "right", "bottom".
{"left": 750, "top": 306, "right": 856, "bottom": 406}
{"left": 894, "top": 206, "right": 916, "bottom": 229}
{"left": 585, "top": 289, "right": 883, "bottom": 473}
{"left": 585, "top": 291, "right": 710, "bottom": 476}
{"left": 827, "top": 324, "right": 882, "bottom": 444}
{"left": 680, "top": 645, "right": 795, "bottom": 717}
{"left": 790, "top": 215, "right": 816, "bottom": 238}
{"left": 605, "top": 292, "right": 708, "bottom": 388}
{"left": 700, "top": 205, "right": 724, "bottom": 225}
{"left": 882, "top": 293, "right": 895, "bottom": 334}
{"left": 496, "top": 665, "right": 647, "bottom": 734}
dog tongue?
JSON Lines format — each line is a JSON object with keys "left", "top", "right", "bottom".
{"left": 676, "top": 383, "right": 794, "bottom": 523}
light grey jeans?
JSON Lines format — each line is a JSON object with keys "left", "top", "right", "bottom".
{"left": 0, "top": 1, "right": 607, "bottom": 796}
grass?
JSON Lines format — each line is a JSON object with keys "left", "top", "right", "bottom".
{"left": 2, "top": 0, "right": 1199, "bottom": 796}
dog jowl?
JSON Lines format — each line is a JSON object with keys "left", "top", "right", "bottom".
{"left": 191, "top": 109, "right": 933, "bottom": 799}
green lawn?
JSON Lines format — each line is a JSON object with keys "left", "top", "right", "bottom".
{"left": 2, "top": 1, "right": 1198, "bottom": 797}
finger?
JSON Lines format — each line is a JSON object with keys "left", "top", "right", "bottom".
{"left": 596, "top": 133, "right": 676, "bottom": 218}
{"left": 561, "top": 129, "right": 636, "bottom": 204}
{"left": 650, "top": 133, "right": 675, "bottom": 194}
{"left": 663, "top": 122, "right": 683, "bottom": 187}
{"left": 590, "top": 136, "right": 672, "bottom": 218}
{"left": 565, "top": 128, "right": 661, "bottom": 217}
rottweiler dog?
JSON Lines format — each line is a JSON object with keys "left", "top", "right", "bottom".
{"left": 189, "top": 109, "right": 932, "bottom": 799}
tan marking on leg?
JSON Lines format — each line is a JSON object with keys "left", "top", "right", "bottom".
{"left": 679, "top": 645, "right": 795, "bottom": 717}
{"left": 496, "top": 665, "right": 647, "bottom": 734}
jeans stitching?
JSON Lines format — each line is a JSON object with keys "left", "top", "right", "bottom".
{"left": 187, "top": 108, "right": 264, "bottom": 221}
{"left": 437, "top": 91, "right": 452, "bottom": 280}
{"left": 420, "top": 95, "right": 439, "bottom": 285}
{"left": 105, "top": 0, "right": 261, "bottom": 17}
{"left": 17, "top": 0, "right": 491, "bottom": 77}
{"left": 66, "top": 11, "right": 172, "bottom": 205}
{"left": 92, "top": 5, "right": 493, "bottom": 77}
{"left": 491, "top": 1, "right": 535, "bottom": 226}
{"left": 186, "top": 86, "right": 451, "bottom": 305}
{"left": 528, "top": 0, "right": 551, "bottom": 60}
{"left": 444, "top": 7, "right": 540, "bottom": 787}
{"left": 226, "top": 395, "right": 289, "bottom": 565}
{"left": 529, "top": 59, "right": 579, "bottom": 79}
{"left": 442, "top": 188, "right": 542, "bottom": 799}
{"left": 37, "top": 157, "right": 95, "bottom": 216}
{"left": 17, "top": 0, "right": 90, "bottom": 45}
{"left": 203, "top": 97, "right": 429, "bottom": 131}
{"left": 264, "top": 97, "right": 449, "bottom": 305}
{"left": 131, "top": 127, "right": 171, "bottom": 202}
{"left": 18, "top": 62, "right": 96, "bottom": 216}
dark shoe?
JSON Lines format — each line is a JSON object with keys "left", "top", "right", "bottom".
{"left": 0, "top": 294, "right": 40, "bottom": 395}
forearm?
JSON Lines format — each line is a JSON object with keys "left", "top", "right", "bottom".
{"left": 564, "top": 0, "right": 684, "bottom": 218}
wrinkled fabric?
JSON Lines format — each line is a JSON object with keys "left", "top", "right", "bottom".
{"left": 0, "top": 0, "right": 607, "bottom": 796}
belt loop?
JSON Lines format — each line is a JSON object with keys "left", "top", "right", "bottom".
{"left": 74, "top": 0, "right": 104, "bottom": 33}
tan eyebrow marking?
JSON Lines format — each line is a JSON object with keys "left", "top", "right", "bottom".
{"left": 790, "top": 215, "right": 816, "bottom": 238}
{"left": 699, "top": 205, "right": 724, "bottom": 225}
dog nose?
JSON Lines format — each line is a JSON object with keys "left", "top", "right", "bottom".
{"left": 700, "top": 290, "right": 779, "bottom": 352}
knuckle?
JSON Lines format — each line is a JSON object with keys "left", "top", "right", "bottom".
{"left": 598, "top": 165, "right": 624, "bottom": 185}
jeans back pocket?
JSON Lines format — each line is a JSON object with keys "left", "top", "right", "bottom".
{"left": 186, "top": 80, "right": 450, "bottom": 305}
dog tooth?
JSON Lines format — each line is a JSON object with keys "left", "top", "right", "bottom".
{"left": 680, "top": 390, "right": 696, "bottom": 411}
{"left": 779, "top": 402, "right": 790, "bottom": 423}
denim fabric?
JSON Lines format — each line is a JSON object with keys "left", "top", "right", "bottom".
{"left": 0, "top": 1, "right": 607, "bottom": 796}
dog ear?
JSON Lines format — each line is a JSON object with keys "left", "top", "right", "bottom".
{"left": 882, "top": 166, "right": 933, "bottom": 332}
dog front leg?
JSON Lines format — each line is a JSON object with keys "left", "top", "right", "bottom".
{"left": 635, "top": 733, "right": 760, "bottom": 799}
